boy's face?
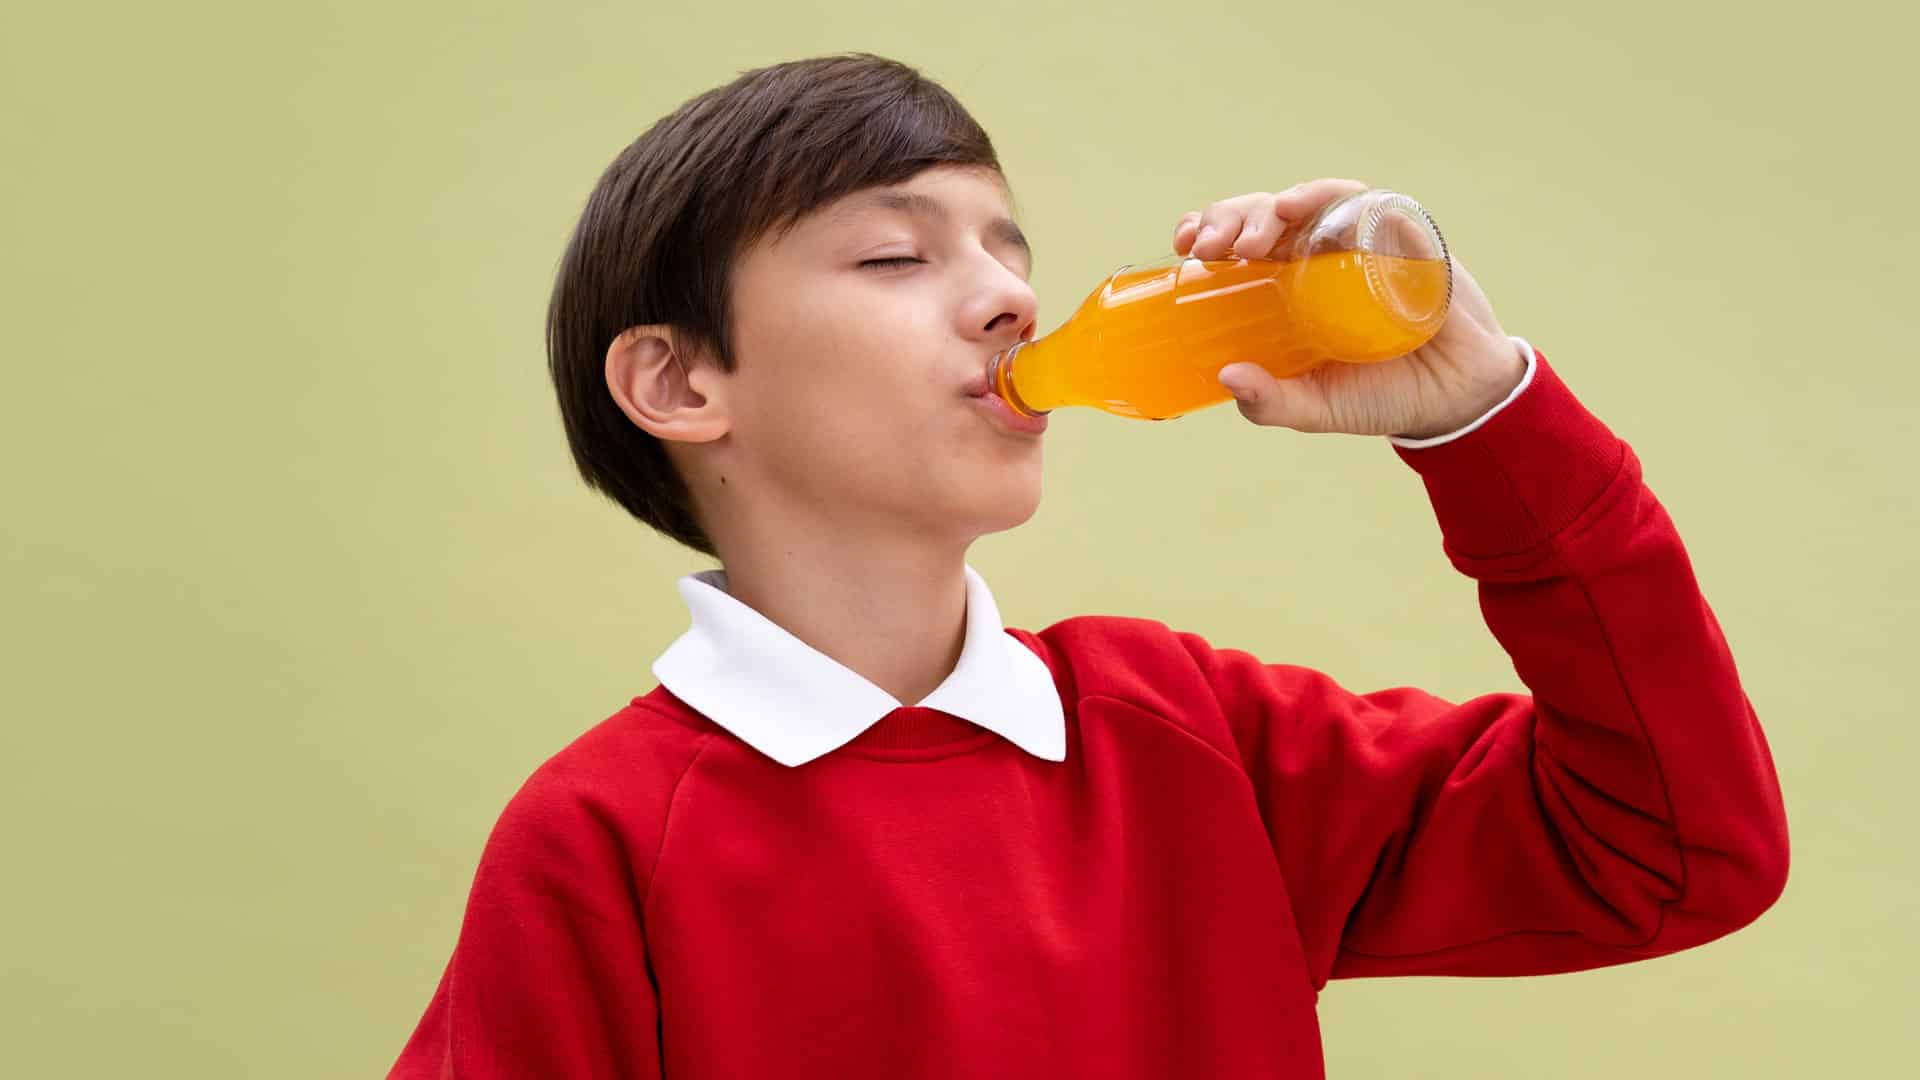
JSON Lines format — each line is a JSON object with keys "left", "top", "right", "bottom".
{"left": 686, "top": 164, "right": 1044, "bottom": 550}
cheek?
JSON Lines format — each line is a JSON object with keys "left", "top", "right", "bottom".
{"left": 731, "top": 290, "right": 971, "bottom": 477}
{"left": 742, "top": 306, "right": 946, "bottom": 424}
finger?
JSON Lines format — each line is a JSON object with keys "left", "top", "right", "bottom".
{"left": 1190, "top": 192, "right": 1267, "bottom": 260}
{"left": 1232, "top": 193, "right": 1287, "bottom": 259}
{"left": 1218, "top": 361, "right": 1329, "bottom": 432}
{"left": 1217, "top": 362, "right": 1290, "bottom": 427}
{"left": 1270, "top": 178, "right": 1369, "bottom": 230}
{"left": 1172, "top": 210, "right": 1202, "bottom": 255}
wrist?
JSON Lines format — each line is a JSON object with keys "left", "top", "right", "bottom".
{"left": 1395, "top": 336, "right": 1531, "bottom": 440}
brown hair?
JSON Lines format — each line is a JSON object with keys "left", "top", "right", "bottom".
{"left": 545, "top": 53, "right": 1007, "bottom": 559}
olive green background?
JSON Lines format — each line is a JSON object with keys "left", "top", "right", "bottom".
{"left": 4, "top": 0, "right": 1912, "bottom": 1075}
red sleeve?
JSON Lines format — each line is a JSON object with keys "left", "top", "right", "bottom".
{"left": 387, "top": 766, "right": 665, "bottom": 1078}
{"left": 1179, "top": 345, "right": 1790, "bottom": 986}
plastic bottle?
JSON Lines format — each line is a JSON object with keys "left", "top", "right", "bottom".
{"left": 984, "top": 188, "right": 1452, "bottom": 420}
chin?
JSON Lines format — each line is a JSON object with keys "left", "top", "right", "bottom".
{"left": 928, "top": 447, "right": 1043, "bottom": 537}
{"left": 975, "top": 468, "right": 1044, "bottom": 533}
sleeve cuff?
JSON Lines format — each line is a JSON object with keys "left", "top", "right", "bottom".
{"left": 1389, "top": 340, "right": 1627, "bottom": 560}
{"left": 1386, "top": 335, "right": 1539, "bottom": 449}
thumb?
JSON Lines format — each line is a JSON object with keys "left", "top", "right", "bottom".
{"left": 1218, "top": 363, "right": 1305, "bottom": 430}
{"left": 1216, "top": 363, "right": 1267, "bottom": 398}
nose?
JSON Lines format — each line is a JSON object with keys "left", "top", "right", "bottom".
{"left": 967, "top": 260, "right": 1039, "bottom": 348}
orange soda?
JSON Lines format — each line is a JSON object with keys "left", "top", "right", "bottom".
{"left": 986, "top": 189, "right": 1453, "bottom": 421}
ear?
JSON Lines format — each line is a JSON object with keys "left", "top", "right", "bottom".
{"left": 605, "top": 325, "right": 732, "bottom": 444}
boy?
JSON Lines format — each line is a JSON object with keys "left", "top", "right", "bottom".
{"left": 389, "top": 52, "right": 1789, "bottom": 1078}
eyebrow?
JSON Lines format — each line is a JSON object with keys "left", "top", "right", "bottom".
{"left": 834, "top": 189, "right": 1034, "bottom": 269}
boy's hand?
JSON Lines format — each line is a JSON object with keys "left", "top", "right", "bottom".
{"left": 1174, "top": 178, "right": 1527, "bottom": 439}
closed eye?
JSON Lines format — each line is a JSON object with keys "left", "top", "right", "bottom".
{"left": 859, "top": 257, "right": 925, "bottom": 270}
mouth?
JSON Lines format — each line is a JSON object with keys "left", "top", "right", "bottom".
{"left": 969, "top": 385, "right": 1049, "bottom": 435}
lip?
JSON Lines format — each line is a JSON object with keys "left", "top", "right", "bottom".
{"left": 963, "top": 339, "right": 1034, "bottom": 399}
{"left": 969, "top": 388, "right": 1049, "bottom": 435}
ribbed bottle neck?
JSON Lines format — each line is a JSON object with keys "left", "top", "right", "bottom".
{"left": 989, "top": 339, "right": 1046, "bottom": 416}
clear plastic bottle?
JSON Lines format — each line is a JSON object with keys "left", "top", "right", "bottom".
{"left": 985, "top": 188, "right": 1452, "bottom": 420}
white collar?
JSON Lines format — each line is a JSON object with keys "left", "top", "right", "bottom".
{"left": 651, "top": 563, "right": 1066, "bottom": 767}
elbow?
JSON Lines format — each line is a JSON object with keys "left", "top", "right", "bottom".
{"left": 1658, "top": 799, "right": 1791, "bottom": 945}
{"left": 1712, "top": 809, "right": 1792, "bottom": 933}
{"left": 1708, "top": 727, "right": 1793, "bottom": 930}
{"left": 1741, "top": 819, "right": 1791, "bottom": 924}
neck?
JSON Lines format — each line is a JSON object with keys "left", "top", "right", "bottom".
{"left": 710, "top": 524, "right": 973, "bottom": 709}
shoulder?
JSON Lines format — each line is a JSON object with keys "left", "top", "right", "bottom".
{"left": 480, "top": 699, "right": 717, "bottom": 902}
{"left": 1014, "top": 612, "right": 1235, "bottom": 698}
{"left": 1008, "top": 613, "right": 1248, "bottom": 759}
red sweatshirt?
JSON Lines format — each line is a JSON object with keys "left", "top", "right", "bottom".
{"left": 389, "top": 344, "right": 1790, "bottom": 1078}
